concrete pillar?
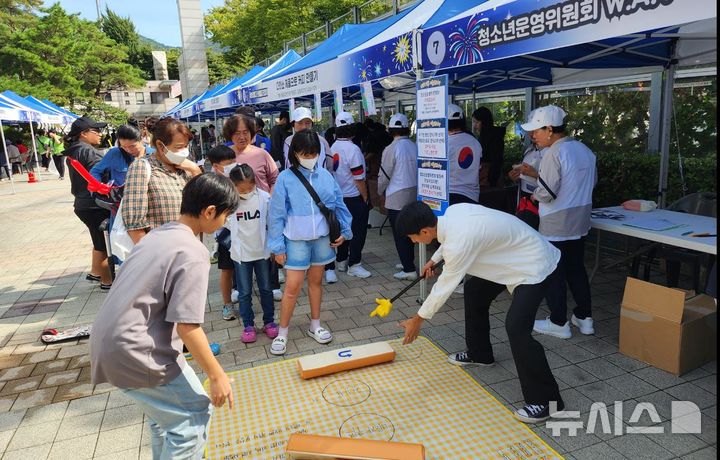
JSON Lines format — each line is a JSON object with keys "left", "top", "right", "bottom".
{"left": 176, "top": 0, "right": 210, "bottom": 98}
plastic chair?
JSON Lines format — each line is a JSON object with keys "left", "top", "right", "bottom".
{"left": 635, "top": 192, "right": 716, "bottom": 292}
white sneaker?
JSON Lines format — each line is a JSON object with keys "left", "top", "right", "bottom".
{"left": 533, "top": 317, "right": 572, "bottom": 339}
{"left": 454, "top": 284, "right": 464, "bottom": 294}
{"left": 393, "top": 271, "right": 418, "bottom": 281}
{"left": 273, "top": 289, "right": 283, "bottom": 301}
{"left": 231, "top": 289, "right": 239, "bottom": 304}
{"left": 325, "top": 269, "right": 338, "bottom": 284}
{"left": 336, "top": 260, "right": 348, "bottom": 272}
{"left": 270, "top": 336, "right": 287, "bottom": 355}
{"left": 278, "top": 269, "right": 285, "bottom": 284}
{"left": 571, "top": 315, "right": 595, "bottom": 335}
{"left": 347, "top": 263, "right": 371, "bottom": 278}
{"left": 307, "top": 326, "right": 333, "bottom": 344}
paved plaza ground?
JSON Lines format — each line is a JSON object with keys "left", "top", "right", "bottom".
{"left": 0, "top": 173, "right": 716, "bottom": 459}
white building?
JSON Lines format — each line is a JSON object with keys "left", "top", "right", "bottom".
{"left": 102, "top": 51, "right": 182, "bottom": 118}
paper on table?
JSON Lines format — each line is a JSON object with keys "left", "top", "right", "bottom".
{"left": 622, "top": 218, "right": 684, "bottom": 231}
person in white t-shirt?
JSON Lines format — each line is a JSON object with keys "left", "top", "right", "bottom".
{"left": 393, "top": 201, "right": 564, "bottom": 424}
{"left": 226, "top": 164, "right": 278, "bottom": 344}
{"left": 519, "top": 105, "right": 597, "bottom": 340}
{"left": 330, "top": 112, "right": 372, "bottom": 279}
{"left": 378, "top": 113, "right": 418, "bottom": 280}
{"left": 447, "top": 103, "right": 482, "bottom": 205}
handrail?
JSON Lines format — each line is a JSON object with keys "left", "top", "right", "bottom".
{"left": 252, "top": 0, "right": 417, "bottom": 69}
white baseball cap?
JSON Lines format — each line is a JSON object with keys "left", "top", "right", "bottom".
{"left": 335, "top": 111, "right": 355, "bottom": 126}
{"left": 291, "top": 107, "right": 313, "bottom": 123}
{"left": 448, "top": 103, "right": 464, "bottom": 120}
{"left": 388, "top": 113, "right": 409, "bottom": 128}
{"left": 521, "top": 105, "right": 567, "bottom": 131}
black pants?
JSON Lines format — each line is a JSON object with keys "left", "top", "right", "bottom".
{"left": 336, "top": 195, "right": 369, "bottom": 266}
{"left": 52, "top": 155, "right": 65, "bottom": 178}
{"left": 449, "top": 193, "right": 478, "bottom": 206}
{"left": 465, "top": 276, "right": 563, "bottom": 406}
{"left": 388, "top": 209, "right": 415, "bottom": 272}
{"left": 546, "top": 237, "right": 592, "bottom": 325}
{"left": 270, "top": 258, "right": 281, "bottom": 290}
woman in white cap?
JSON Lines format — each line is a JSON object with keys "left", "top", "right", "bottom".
{"left": 519, "top": 105, "right": 597, "bottom": 339}
{"left": 378, "top": 113, "right": 418, "bottom": 280}
{"left": 447, "top": 103, "right": 482, "bottom": 205}
{"left": 330, "top": 111, "right": 372, "bottom": 279}
{"left": 281, "top": 106, "right": 338, "bottom": 284}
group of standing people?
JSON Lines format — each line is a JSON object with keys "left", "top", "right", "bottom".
{"left": 76, "top": 101, "right": 598, "bottom": 458}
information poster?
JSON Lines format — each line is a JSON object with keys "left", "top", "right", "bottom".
{"left": 360, "top": 81, "right": 377, "bottom": 116}
{"left": 416, "top": 75, "right": 449, "bottom": 216}
{"left": 314, "top": 92, "right": 322, "bottom": 122}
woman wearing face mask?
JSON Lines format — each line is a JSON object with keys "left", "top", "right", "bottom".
{"left": 223, "top": 114, "right": 278, "bottom": 194}
{"left": 266, "top": 130, "right": 352, "bottom": 356}
{"left": 65, "top": 116, "right": 112, "bottom": 289}
{"left": 122, "top": 117, "right": 202, "bottom": 244}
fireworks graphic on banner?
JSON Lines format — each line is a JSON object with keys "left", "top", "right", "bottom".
{"left": 448, "top": 15, "right": 487, "bottom": 65}
{"left": 357, "top": 56, "right": 373, "bottom": 81}
{"left": 392, "top": 34, "right": 412, "bottom": 70}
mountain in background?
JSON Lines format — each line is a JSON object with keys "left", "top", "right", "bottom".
{"left": 138, "top": 35, "right": 224, "bottom": 52}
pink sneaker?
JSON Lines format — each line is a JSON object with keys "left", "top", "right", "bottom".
{"left": 262, "top": 322, "right": 279, "bottom": 339}
{"left": 241, "top": 326, "right": 257, "bottom": 343}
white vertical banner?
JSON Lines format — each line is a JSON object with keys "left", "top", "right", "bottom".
{"left": 360, "top": 81, "right": 377, "bottom": 116}
{"left": 314, "top": 92, "right": 322, "bottom": 122}
{"left": 288, "top": 98, "right": 295, "bottom": 119}
{"left": 333, "top": 86, "right": 344, "bottom": 116}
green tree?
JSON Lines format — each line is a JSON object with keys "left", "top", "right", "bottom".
{"left": 207, "top": 49, "right": 236, "bottom": 85}
{"left": 0, "top": 4, "right": 144, "bottom": 105}
{"left": 166, "top": 48, "right": 181, "bottom": 80}
{"left": 205, "top": 0, "right": 370, "bottom": 66}
{"left": 0, "top": 0, "right": 42, "bottom": 40}
{"left": 101, "top": 7, "right": 155, "bottom": 80}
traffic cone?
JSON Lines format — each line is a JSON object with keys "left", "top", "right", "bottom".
{"left": 27, "top": 171, "right": 37, "bottom": 183}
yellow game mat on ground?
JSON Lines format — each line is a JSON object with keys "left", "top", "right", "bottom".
{"left": 205, "top": 337, "right": 562, "bottom": 460}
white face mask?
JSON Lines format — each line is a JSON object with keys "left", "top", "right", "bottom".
{"left": 222, "top": 164, "right": 236, "bottom": 177}
{"left": 299, "top": 157, "right": 318, "bottom": 170}
{"left": 162, "top": 143, "right": 190, "bottom": 165}
{"left": 238, "top": 188, "right": 256, "bottom": 200}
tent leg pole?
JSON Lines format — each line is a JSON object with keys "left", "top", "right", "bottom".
{"left": 214, "top": 110, "right": 218, "bottom": 147}
{"left": 29, "top": 122, "right": 42, "bottom": 182}
{"left": 657, "top": 62, "right": 676, "bottom": 209}
{"left": 0, "top": 120, "right": 17, "bottom": 194}
{"left": 197, "top": 114, "right": 205, "bottom": 160}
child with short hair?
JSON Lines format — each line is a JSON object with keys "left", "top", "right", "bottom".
{"left": 227, "top": 164, "right": 278, "bottom": 343}
{"left": 206, "top": 145, "right": 240, "bottom": 320}
{"left": 90, "top": 173, "right": 240, "bottom": 458}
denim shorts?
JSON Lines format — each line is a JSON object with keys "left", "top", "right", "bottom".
{"left": 285, "top": 235, "right": 336, "bottom": 270}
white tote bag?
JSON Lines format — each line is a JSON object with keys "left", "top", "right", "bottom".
{"left": 110, "top": 159, "right": 151, "bottom": 262}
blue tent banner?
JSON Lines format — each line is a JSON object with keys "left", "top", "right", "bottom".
{"left": 421, "top": 0, "right": 715, "bottom": 71}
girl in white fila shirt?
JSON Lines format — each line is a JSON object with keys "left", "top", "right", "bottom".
{"left": 330, "top": 112, "right": 372, "bottom": 279}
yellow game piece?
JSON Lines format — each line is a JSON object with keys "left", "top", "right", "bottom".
{"left": 371, "top": 298, "right": 393, "bottom": 318}
{"left": 286, "top": 433, "right": 426, "bottom": 460}
{"left": 297, "top": 342, "right": 395, "bottom": 379}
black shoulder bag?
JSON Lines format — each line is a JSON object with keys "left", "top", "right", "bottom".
{"left": 290, "top": 167, "right": 342, "bottom": 243}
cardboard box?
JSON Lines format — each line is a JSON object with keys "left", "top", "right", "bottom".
{"left": 619, "top": 277, "right": 717, "bottom": 375}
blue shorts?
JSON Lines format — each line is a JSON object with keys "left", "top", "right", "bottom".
{"left": 285, "top": 236, "right": 336, "bottom": 271}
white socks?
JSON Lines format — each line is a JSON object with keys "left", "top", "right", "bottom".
{"left": 310, "top": 319, "right": 321, "bottom": 331}
{"left": 278, "top": 326, "right": 289, "bottom": 338}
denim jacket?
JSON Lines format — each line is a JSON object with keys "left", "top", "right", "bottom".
{"left": 90, "top": 145, "right": 155, "bottom": 187}
{"left": 267, "top": 165, "right": 352, "bottom": 255}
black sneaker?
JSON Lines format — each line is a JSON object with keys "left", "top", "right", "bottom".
{"left": 447, "top": 351, "right": 494, "bottom": 367}
{"left": 514, "top": 401, "right": 565, "bottom": 424}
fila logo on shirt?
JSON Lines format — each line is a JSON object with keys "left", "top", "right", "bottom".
{"left": 236, "top": 210, "right": 261, "bottom": 221}
{"left": 458, "top": 146, "right": 474, "bottom": 169}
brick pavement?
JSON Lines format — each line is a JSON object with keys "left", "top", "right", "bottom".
{"left": 0, "top": 175, "right": 715, "bottom": 459}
